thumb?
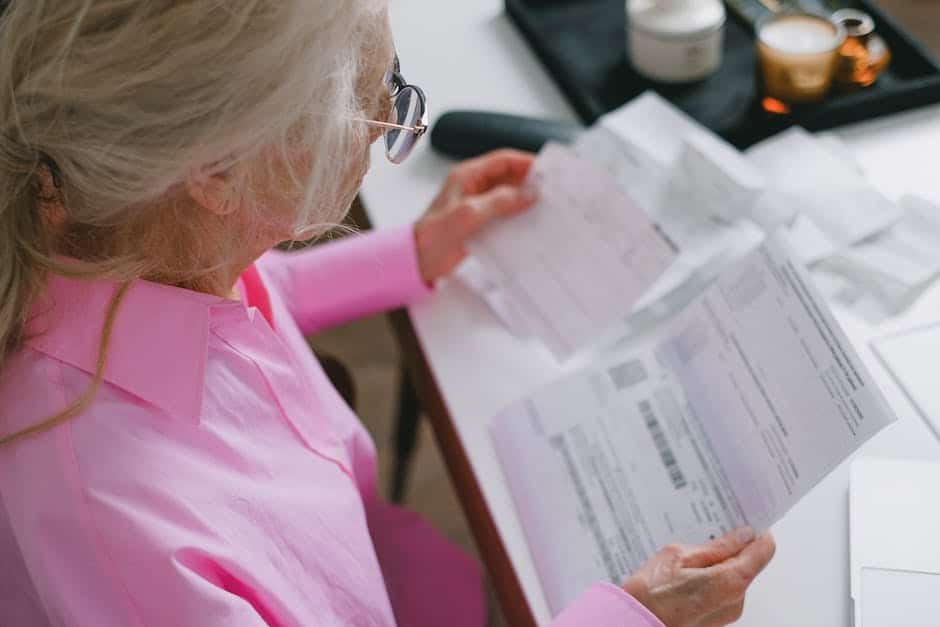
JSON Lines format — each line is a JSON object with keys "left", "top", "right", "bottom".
{"left": 682, "top": 527, "right": 756, "bottom": 569}
{"left": 461, "top": 184, "right": 537, "bottom": 237}
{"left": 726, "top": 532, "right": 776, "bottom": 580}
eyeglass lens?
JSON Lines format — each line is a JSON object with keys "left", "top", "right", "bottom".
{"left": 385, "top": 85, "right": 423, "bottom": 165}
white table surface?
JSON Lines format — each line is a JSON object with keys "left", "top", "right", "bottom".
{"left": 360, "top": 2, "right": 940, "bottom": 624}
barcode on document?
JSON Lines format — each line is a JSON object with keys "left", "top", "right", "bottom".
{"left": 639, "top": 400, "right": 687, "bottom": 490}
{"left": 608, "top": 359, "right": 648, "bottom": 391}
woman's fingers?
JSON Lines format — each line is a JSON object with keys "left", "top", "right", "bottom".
{"left": 458, "top": 184, "right": 537, "bottom": 237}
{"left": 622, "top": 531, "right": 775, "bottom": 627}
{"left": 725, "top": 532, "right": 776, "bottom": 581}
{"left": 696, "top": 533, "right": 775, "bottom": 615}
{"left": 413, "top": 181, "right": 536, "bottom": 284}
{"left": 450, "top": 149, "right": 535, "bottom": 195}
{"left": 682, "top": 527, "right": 756, "bottom": 569}
{"left": 704, "top": 599, "right": 747, "bottom": 627}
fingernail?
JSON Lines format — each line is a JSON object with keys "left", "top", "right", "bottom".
{"left": 737, "top": 527, "right": 756, "bottom": 544}
{"left": 521, "top": 188, "right": 538, "bottom": 203}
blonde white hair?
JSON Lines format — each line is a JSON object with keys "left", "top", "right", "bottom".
{"left": 0, "top": 0, "right": 385, "bottom": 441}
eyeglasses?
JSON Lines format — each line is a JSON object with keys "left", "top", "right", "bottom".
{"left": 358, "top": 55, "right": 429, "bottom": 164}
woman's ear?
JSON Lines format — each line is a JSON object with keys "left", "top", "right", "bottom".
{"left": 186, "top": 172, "right": 237, "bottom": 216}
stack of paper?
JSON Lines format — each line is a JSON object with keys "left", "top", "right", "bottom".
{"left": 463, "top": 91, "right": 940, "bottom": 357}
{"left": 582, "top": 95, "right": 940, "bottom": 320}
{"left": 569, "top": 93, "right": 922, "bottom": 332}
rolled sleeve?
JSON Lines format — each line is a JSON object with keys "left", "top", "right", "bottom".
{"left": 550, "top": 583, "right": 664, "bottom": 627}
{"left": 258, "top": 225, "right": 432, "bottom": 335}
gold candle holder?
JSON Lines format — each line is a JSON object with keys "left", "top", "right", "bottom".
{"left": 757, "top": 12, "right": 846, "bottom": 106}
{"left": 832, "top": 9, "right": 891, "bottom": 88}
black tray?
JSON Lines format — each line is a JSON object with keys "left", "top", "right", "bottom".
{"left": 505, "top": 0, "right": 940, "bottom": 147}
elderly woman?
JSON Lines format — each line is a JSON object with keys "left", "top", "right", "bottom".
{"left": 0, "top": 2, "right": 774, "bottom": 626}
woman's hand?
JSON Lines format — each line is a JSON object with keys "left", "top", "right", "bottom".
{"left": 623, "top": 527, "right": 776, "bottom": 627}
{"left": 414, "top": 149, "right": 537, "bottom": 284}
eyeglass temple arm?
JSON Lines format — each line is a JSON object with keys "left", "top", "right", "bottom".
{"left": 354, "top": 118, "right": 428, "bottom": 135}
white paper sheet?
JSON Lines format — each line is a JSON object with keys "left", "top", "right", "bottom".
{"left": 815, "top": 194, "right": 940, "bottom": 319}
{"left": 454, "top": 257, "right": 533, "bottom": 339}
{"left": 573, "top": 96, "right": 765, "bottom": 321}
{"left": 850, "top": 458, "right": 940, "bottom": 627}
{"left": 599, "top": 91, "right": 709, "bottom": 168}
{"left": 746, "top": 127, "right": 903, "bottom": 248}
{"left": 779, "top": 210, "right": 838, "bottom": 265}
{"left": 872, "top": 323, "right": 940, "bottom": 441}
{"left": 468, "top": 95, "right": 934, "bottom": 353}
{"left": 816, "top": 132, "right": 865, "bottom": 175}
{"left": 859, "top": 568, "right": 940, "bottom": 627}
{"left": 673, "top": 130, "right": 765, "bottom": 223}
{"left": 469, "top": 143, "right": 677, "bottom": 359}
{"left": 491, "top": 235, "right": 895, "bottom": 616}
{"left": 836, "top": 195, "right": 940, "bottom": 286}
{"left": 572, "top": 125, "right": 665, "bottom": 215}
{"left": 584, "top": 90, "right": 766, "bottom": 226}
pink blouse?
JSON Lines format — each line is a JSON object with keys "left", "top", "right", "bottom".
{"left": 0, "top": 225, "right": 662, "bottom": 626}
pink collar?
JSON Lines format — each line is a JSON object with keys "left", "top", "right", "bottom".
{"left": 25, "top": 272, "right": 246, "bottom": 422}
{"left": 240, "top": 263, "right": 274, "bottom": 328}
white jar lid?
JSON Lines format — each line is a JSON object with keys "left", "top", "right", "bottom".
{"left": 629, "top": 0, "right": 726, "bottom": 37}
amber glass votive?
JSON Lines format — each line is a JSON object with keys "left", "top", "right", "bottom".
{"left": 757, "top": 12, "right": 847, "bottom": 105}
{"left": 832, "top": 9, "right": 891, "bottom": 88}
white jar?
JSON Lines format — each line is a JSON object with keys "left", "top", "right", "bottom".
{"left": 628, "top": 0, "right": 726, "bottom": 83}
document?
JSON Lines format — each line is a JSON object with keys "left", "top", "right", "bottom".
{"left": 573, "top": 96, "right": 764, "bottom": 319}
{"left": 584, "top": 90, "right": 766, "bottom": 230}
{"left": 571, "top": 124, "right": 664, "bottom": 215}
{"left": 578, "top": 93, "right": 904, "bottom": 267}
{"left": 838, "top": 195, "right": 940, "bottom": 288}
{"left": 850, "top": 458, "right": 940, "bottom": 627}
{"left": 872, "top": 322, "right": 940, "bottom": 441}
{"left": 469, "top": 143, "right": 677, "bottom": 359}
{"left": 676, "top": 134, "right": 764, "bottom": 222}
{"left": 598, "top": 91, "right": 709, "bottom": 168}
{"left": 454, "top": 257, "right": 533, "bottom": 339}
{"left": 584, "top": 106, "right": 926, "bottom": 319}
{"left": 776, "top": 211, "right": 837, "bottom": 265}
{"left": 491, "top": 235, "right": 895, "bottom": 615}
{"left": 746, "top": 127, "right": 903, "bottom": 248}
{"left": 815, "top": 195, "right": 940, "bottom": 319}
{"left": 465, "top": 94, "right": 934, "bottom": 356}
